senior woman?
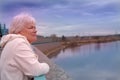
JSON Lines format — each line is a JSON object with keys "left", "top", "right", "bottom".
{"left": 0, "top": 13, "right": 49, "bottom": 80}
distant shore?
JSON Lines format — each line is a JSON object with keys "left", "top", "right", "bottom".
{"left": 33, "top": 34, "right": 120, "bottom": 56}
{"left": 34, "top": 42, "right": 62, "bottom": 56}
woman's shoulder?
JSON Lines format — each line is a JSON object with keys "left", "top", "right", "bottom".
{"left": 13, "top": 37, "right": 26, "bottom": 43}
{"left": 10, "top": 37, "right": 30, "bottom": 47}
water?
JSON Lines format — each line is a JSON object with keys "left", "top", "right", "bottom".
{"left": 50, "top": 41, "right": 120, "bottom": 80}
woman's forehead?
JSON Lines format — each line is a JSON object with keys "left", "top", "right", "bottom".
{"left": 25, "top": 22, "right": 36, "bottom": 28}
{"left": 25, "top": 21, "right": 35, "bottom": 25}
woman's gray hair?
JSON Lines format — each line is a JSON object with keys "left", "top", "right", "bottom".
{"left": 9, "top": 13, "right": 35, "bottom": 34}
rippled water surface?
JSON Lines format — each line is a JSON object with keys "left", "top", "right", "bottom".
{"left": 51, "top": 41, "right": 120, "bottom": 80}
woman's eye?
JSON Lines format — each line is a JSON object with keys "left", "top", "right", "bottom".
{"left": 28, "top": 26, "right": 34, "bottom": 29}
{"left": 29, "top": 27, "right": 33, "bottom": 29}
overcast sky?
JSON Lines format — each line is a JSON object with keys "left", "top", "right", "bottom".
{"left": 0, "top": 0, "right": 120, "bottom": 36}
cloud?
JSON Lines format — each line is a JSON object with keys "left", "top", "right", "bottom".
{"left": 0, "top": 0, "right": 120, "bottom": 36}
{"left": 0, "top": 0, "right": 69, "bottom": 12}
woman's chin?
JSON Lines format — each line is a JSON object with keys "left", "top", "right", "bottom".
{"left": 29, "top": 37, "right": 37, "bottom": 43}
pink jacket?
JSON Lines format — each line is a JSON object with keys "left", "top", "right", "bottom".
{"left": 0, "top": 34, "right": 49, "bottom": 80}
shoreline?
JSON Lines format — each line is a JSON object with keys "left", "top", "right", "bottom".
{"left": 33, "top": 34, "right": 120, "bottom": 56}
{"left": 34, "top": 42, "right": 63, "bottom": 56}
{"left": 34, "top": 40, "right": 120, "bottom": 57}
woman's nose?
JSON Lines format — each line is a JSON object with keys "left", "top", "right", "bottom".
{"left": 35, "top": 30, "right": 37, "bottom": 33}
{"left": 34, "top": 28, "right": 37, "bottom": 33}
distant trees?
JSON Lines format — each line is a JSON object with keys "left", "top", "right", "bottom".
{"left": 61, "top": 35, "right": 66, "bottom": 41}
{"left": 0, "top": 23, "right": 8, "bottom": 37}
{"left": 75, "top": 35, "right": 79, "bottom": 38}
{"left": 50, "top": 34, "right": 58, "bottom": 42}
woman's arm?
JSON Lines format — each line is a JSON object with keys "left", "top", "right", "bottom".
{"left": 14, "top": 41, "right": 49, "bottom": 77}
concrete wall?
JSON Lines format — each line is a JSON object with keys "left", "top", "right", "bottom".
{"left": 32, "top": 46, "right": 72, "bottom": 80}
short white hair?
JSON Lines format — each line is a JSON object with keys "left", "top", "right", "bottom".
{"left": 9, "top": 13, "right": 35, "bottom": 34}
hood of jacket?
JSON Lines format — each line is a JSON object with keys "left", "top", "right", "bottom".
{"left": 0, "top": 34, "right": 27, "bottom": 48}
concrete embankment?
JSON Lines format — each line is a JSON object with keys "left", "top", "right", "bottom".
{"left": 33, "top": 42, "right": 73, "bottom": 80}
{"left": 32, "top": 46, "right": 72, "bottom": 80}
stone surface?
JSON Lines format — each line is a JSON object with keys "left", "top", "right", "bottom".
{"left": 32, "top": 46, "right": 73, "bottom": 80}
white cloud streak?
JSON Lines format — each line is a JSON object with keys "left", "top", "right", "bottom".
{"left": 0, "top": 0, "right": 120, "bottom": 36}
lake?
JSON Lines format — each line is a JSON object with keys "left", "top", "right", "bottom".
{"left": 50, "top": 41, "right": 120, "bottom": 80}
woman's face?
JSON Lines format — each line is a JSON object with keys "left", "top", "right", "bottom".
{"left": 19, "top": 22, "right": 37, "bottom": 43}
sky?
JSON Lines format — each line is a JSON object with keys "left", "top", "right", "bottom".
{"left": 0, "top": 0, "right": 120, "bottom": 36}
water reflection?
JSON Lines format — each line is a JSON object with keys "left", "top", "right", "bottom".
{"left": 95, "top": 43, "right": 101, "bottom": 51}
{"left": 49, "top": 42, "right": 107, "bottom": 59}
{"left": 51, "top": 41, "right": 120, "bottom": 80}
